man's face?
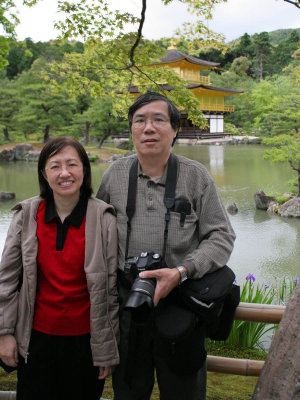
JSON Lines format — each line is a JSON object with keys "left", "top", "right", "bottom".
{"left": 131, "top": 100, "right": 178, "bottom": 160}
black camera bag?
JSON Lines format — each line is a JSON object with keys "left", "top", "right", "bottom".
{"left": 155, "top": 297, "right": 207, "bottom": 376}
{"left": 178, "top": 265, "right": 240, "bottom": 340}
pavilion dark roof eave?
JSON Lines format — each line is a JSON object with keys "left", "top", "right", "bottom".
{"left": 128, "top": 83, "right": 244, "bottom": 95}
{"left": 188, "top": 83, "right": 244, "bottom": 94}
{"left": 151, "top": 49, "right": 220, "bottom": 68}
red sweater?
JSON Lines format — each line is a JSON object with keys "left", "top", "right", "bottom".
{"left": 33, "top": 199, "right": 90, "bottom": 335}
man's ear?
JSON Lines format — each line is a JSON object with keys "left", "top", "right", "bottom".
{"left": 172, "top": 129, "right": 179, "bottom": 146}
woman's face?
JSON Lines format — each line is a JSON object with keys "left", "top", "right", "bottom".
{"left": 43, "top": 145, "right": 84, "bottom": 202}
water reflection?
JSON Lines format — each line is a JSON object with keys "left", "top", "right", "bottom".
{"left": 209, "top": 145, "right": 224, "bottom": 176}
{"left": 228, "top": 212, "right": 298, "bottom": 285}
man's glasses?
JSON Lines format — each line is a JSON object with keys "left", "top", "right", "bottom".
{"left": 132, "top": 117, "right": 170, "bottom": 129}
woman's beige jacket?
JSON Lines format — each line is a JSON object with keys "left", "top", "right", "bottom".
{"left": 0, "top": 196, "right": 119, "bottom": 367}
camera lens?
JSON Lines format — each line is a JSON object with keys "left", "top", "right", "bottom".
{"left": 124, "top": 277, "right": 156, "bottom": 323}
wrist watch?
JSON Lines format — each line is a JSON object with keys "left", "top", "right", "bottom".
{"left": 176, "top": 266, "right": 188, "bottom": 285}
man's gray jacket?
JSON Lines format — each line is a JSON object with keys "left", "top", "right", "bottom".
{"left": 97, "top": 154, "right": 236, "bottom": 279}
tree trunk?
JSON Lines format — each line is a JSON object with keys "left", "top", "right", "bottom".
{"left": 3, "top": 127, "right": 11, "bottom": 142}
{"left": 82, "top": 122, "right": 91, "bottom": 145}
{"left": 97, "top": 136, "right": 106, "bottom": 149}
{"left": 43, "top": 125, "right": 50, "bottom": 143}
{"left": 252, "top": 283, "right": 300, "bottom": 399}
{"left": 298, "top": 170, "right": 300, "bottom": 197}
{"left": 97, "top": 130, "right": 110, "bottom": 149}
{"left": 259, "top": 53, "right": 263, "bottom": 80}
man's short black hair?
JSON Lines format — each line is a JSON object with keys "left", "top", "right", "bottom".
{"left": 128, "top": 92, "right": 180, "bottom": 145}
{"left": 38, "top": 136, "right": 93, "bottom": 199}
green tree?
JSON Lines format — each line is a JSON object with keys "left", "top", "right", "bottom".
{"left": 15, "top": 69, "right": 76, "bottom": 142}
{"left": 263, "top": 135, "right": 300, "bottom": 196}
{"left": 250, "top": 75, "right": 300, "bottom": 136}
{"left": 230, "top": 56, "right": 252, "bottom": 76}
{"left": 252, "top": 32, "right": 273, "bottom": 80}
{"left": 0, "top": 0, "right": 19, "bottom": 69}
{"left": 236, "top": 33, "right": 254, "bottom": 59}
{"left": 4, "top": 38, "right": 85, "bottom": 79}
{"left": 73, "top": 97, "right": 128, "bottom": 148}
{"left": 270, "top": 30, "right": 300, "bottom": 75}
{"left": 5, "top": 40, "right": 34, "bottom": 78}
{"left": 0, "top": 0, "right": 38, "bottom": 70}
{"left": 0, "top": 77, "right": 21, "bottom": 141}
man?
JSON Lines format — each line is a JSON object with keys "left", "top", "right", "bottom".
{"left": 96, "top": 92, "right": 235, "bottom": 400}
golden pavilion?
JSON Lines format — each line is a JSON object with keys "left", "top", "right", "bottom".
{"left": 129, "top": 48, "right": 243, "bottom": 139}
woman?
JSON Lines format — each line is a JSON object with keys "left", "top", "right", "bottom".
{"left": 0, "top": 136, "right": 119, "bottom": 400}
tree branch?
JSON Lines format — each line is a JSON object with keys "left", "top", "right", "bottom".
{"left": 129, "top": 0, "right": 146, "bottom": 67}
{"left": 283, "top": 0, "right": 300, "bottom": 8}
{"left": 289, "top": 160, "right": 300, "bottom": 172}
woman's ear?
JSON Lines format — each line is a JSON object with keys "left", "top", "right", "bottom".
{"left": 41, "top": 170, "right": 48, "bottom": 181}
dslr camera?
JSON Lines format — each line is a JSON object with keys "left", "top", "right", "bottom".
{"left": 123, "top": 251, "right": 163, "bottom": 323}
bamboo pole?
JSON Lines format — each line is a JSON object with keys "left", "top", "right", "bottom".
{"left": 0, "top": 392, "right": 16, "bottom": 400}
{"left": 207, "top": 355, "right": 264, "bottom": 376}
{"left": 235, "top": 302, "right": 286, "bottom": 324}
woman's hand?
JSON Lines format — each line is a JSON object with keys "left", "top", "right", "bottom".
{"left": 0, "top": 334, "right": 18, "bottom": 367}
{"left": 98, "top": 365, "right": 116, "bottom": 380}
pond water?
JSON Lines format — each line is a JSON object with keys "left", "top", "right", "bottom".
{"left": 1, "top": 144, "right": 299, "bottom": 289}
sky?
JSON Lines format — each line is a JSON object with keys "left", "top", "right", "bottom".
{"left": 12, "top": 0, "right": 300, "bottom": 43}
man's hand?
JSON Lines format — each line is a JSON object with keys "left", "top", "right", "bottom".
{"left": 98, "top": 365, "right": 115, "bottom": 380}
{"left": 139, "top": 267, "right": 183, "bottom": 306}
{"left": 0, "top": 334, "right": 18, "bottom": 367}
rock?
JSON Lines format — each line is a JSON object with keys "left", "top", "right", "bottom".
{"left": 249, "top": 138, "right": 262, "bottom": 144}
{"left": 109, "top": 154, "right": 123, "bottom": 163}
{"left": 26, "top": 150, "right": 41, "bottom": 161}
{"left": 124, "top": 151, "right": 136, "bottom": 157}
{"left": 13, "top": 143, "right": 34, "bottom": 160}
{"left": 227, "top": 202, "right": 238, "bottom": 215}
{"left": 0, "top": 148, "right": 15, "bottom": 161}
{"left": 282, "top": 192, "right": 293, "bottom": 201}
{"left": 278, "top": 197, "right": 300, "bottom": 218}
{"left": 0, "top": 191, "right": 15, "bottom": 200}
{"left": 254, "top": 189, "right": 275, "bottom": 210}
{"left": 252, "top": 284, "right": 300, "bottom": 399}
{"left": 267, "top": 201, "right": 280, "bottom": 215}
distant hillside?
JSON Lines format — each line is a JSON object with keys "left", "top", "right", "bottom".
{"left": 269, "top": 28, "right": 300, "bottom": 44}
{"left": 229, "top": 28, "right": 300, "bottom": 46}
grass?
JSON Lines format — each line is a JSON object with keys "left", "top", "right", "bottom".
{"left": 0, "top": 343, "right": 265, "bottom": 398}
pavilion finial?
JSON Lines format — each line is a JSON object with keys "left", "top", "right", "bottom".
{"left": 167, "top": 39, "right": 177, "bottom": 50}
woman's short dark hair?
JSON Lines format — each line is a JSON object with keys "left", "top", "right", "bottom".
{"left": 38, "top": 136, "right": 93, "bottom": 199}
{"left": 128, "top": 92, "right": 181, "bottom": 145}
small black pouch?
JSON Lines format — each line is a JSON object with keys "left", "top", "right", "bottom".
{"left": 178, "top": 266, "right": 240, "bottom": 340}
{"left": 155, "top": 299, "right": 206, "bottom": 376}
{"left": 207, "top": 283, "right": 240, "bottom": 340}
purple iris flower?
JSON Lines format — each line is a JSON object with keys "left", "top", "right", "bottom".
{"left": 246, "top": 273, "right": 256, "bottom": 282}
{"left": 293, "top": 277, "right": 299, "bottom": 285}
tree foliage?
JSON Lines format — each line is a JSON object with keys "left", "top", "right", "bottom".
{"left": 263, "top": 135, "right": 300, "bottom": 196}
{"left": 1, "top": 1, "right": 300, "bottom": 147}
{"left": 30, "top": 0, "right": 230, "bottom": 127}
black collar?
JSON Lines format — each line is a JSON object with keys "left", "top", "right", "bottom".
{"left": 45, "top": 195, "right": 88, "bottom": 228}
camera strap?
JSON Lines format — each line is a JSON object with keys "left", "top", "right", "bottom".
{"left": 125, "top": 153, "right": 178, "bottom": 264}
